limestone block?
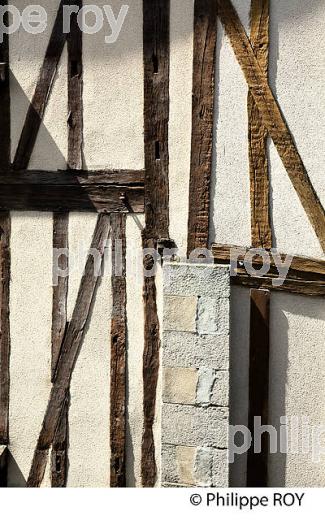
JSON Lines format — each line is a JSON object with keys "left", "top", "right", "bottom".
{"left": 163, "top": 367, "right": 198, "bottom": 405}
{"left": 164, "top": 295, "right": 197, "bottom": 332}
{"left": 162, "top": 403, "right": 228, "bottom": 448}
{"left": 163, "top": 331, "right": 229, "bottom": 370}
{"left": 164, "top": 263, "right": 230, "bottom": 299}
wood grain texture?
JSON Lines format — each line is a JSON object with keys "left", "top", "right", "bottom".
{"left": 0, "top": 185, "right": 144, "bottom": 213}
{"left": 0, "top": 216, "right": 10, "bottom": 447}
{"left": 52, "top": 216, "right": 69, "bottom": 379}
{"left": 232, "top": 274, "right": 325, "bottom": 297}
{"left": 143, "top": 0, "right": 170, "bottom": 240}
{"left": 51, "top": 2, "right": 84, "bottom": 486}
{"left": 0, "top": 169, "right": 145, "bottom": 186}
{"left": 0, "top": 8, "right": 11, "bottom": 485}
{"left": 248, "top": 0, "right": 272, "bottom": 249}
{"left": 187, "top": 0, "right": 218, "bottom": 255}
{"left": 247, "top": 289, "right": 270, "bottom": 487}
{"left": 110, "top": 214, "right": 127, "bottom": 487}
{"left": 141, "top": 238, "right": 160, "bottom": 487}
{"left": 217, "top": 0, "right": 325, "bottom": 252}
{"left": 27, "top": 214, "right": 110, "bottom": 487}
{"left": 12, "top": 0, "right": 68, "bottom": 170}
{"left": 51, "top": 212, "right": 69, "bottom": 487}
{"left": 51, "top": 391, "right": 69, "bottom": 487}
{"left": 212, "top": 243, "right": 325, "bottom": 282}
{"left": 0, "top": 2, "right": 10, "bottom": 172}
{"left": 67, "top": 0, "right": 83, "bottom": 170}
{"left": 141, "top": 0, "right": 170, "bottom": 487}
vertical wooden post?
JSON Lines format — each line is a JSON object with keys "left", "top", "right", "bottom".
{"left": 0, "top": 2, "right": 11, "bottom": 488}
{"left": 248, "top": 0, "right": 272, "bottom": 249}
{"left": 247, "top": 288, "right": 270, "bottom": 486}
{"left": 110, "top": 214, "right": 127, "bottom": 487}
{"left": 142, "top": 0, "right": 170, "bottom": 487}
{"left": 187, "top": 0, "right": 217, "bottom": 256}
{"left": 51, "top": 0, "right": 83, "bottom": 487}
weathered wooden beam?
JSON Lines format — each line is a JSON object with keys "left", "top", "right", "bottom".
{"left": 212, "top": 243, "right": 325, "bottom": 282}
{"left": 0, "top": 217, "right": 10, "bottom": 487}
{"left": 51, "top": 2, "right": 84, "bottom": 487}
{"left": 51, "top": 216, "right": 69, "bottom": 380}
{"left": 187, "top": 0, "right": 218, "bottom": 255}
{"left": 232, "top": 274, "right": 325, "bottom": 297}
{"left": 0, "top": 169, "right": 145, "bottom": 186}
{"left": 247, "top": 289, "right": 270, "bottom": 486}
{"left": 141, "top": 238, "right": 160, "bottom": 488}
{"left": 248, "top": 0, "right": 272, "bottom": 249}
{"left": 13, "top": 0, "right": 68, "bottom": 170}
{"left": 0, "top": 4, "right": 10, "bottom": 171}
{"left": 0, "top": 4, "right": 11, "bottom": 488}
{"left": 51, "top": 212, "right": 69, "bottom": 487}
{"left": 67, "top": 0, "right": 83, "bottom": 171}
{"left": 51, "top": 392, "right": 69, "bottom": 487}
{"left": 141, "top": 0, "right": 170, "bottom": 487}
{"left": 0, "top": 185, "right": 144, "bottom": 213}
{"left": 110, "top": 214, "right": 127, "bottom": 487}
{"left": 143, "top": 0, "right": 170, "bottom": 240}
{"left": 216, "top": 0, "right": 325, "bottom": 253}
{"left": 27, "top": 214, "right": 110, "bottom": 487}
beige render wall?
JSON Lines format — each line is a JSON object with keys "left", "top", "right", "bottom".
{"left": 170, "top": 0, "right": 325, "bottom": 487}
{"left": 8, "top": 0, "right": 147, "bottom": 487}
{"left": 6, "top": 0, "right": 325, "bottom": 487}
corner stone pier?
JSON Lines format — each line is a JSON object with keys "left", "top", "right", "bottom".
{"left": 162, "top": 262, "right": 230, "bottom": 487}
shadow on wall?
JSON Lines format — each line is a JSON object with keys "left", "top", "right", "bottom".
{"left": 6, "top": 450, "right": 27, "bottom": 487}
{"left": 229, "top": 287, "right": 289, "bottom": 488}
{"left": 230, "top": 287, "right": 325, "bottom": 488}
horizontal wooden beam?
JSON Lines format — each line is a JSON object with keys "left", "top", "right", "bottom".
{"left": 212, "top": 243, "right": 325, "bottom": 297}
{"left": 212, "top": 243, "right": 325, "bottom": 282}
{"left": 0, "top": 186, "right": 143, "bottom": 213}
{"left": 0, "top": 171, "right": 144, "bottom": 213}
{"left": 0, "top": 169, "right": 144, "bottom": 186}
{"left": 232, "top": 274, "right": 325, "bottom": 297}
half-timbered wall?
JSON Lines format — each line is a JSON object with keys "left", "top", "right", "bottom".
{"left": 1, "top": 0, "right": 325, "bottom": 487}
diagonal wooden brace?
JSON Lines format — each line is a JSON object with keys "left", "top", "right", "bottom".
{"left": 217, "top": 0, "right": 325, "bottom": 252}
{"left": 27, "top": 213, "right": 110, "bottom": 487}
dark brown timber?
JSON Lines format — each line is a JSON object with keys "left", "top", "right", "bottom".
{"left": 0, "top": 6, "right": 11, "bottom": 487}
{"left": 28, "top": 214, "right": 110, "bottom": 487}
{"left": 141, "top": 0, "right": 170, "bottom": 486}
{"left": 216, "top": 0, "right": 325, "bottom": 252}
{"left": 110, "top": 214, "right": 127, "bottom": 487}
{"left": 0, "top": 185, "right": 144, "bottom": 213}
{"left": 67, "top": 0, "right": 83, "bottom": 171}
{"left": 0, "top": 169, "right": 144, "bottom": 186}
{"left": 247, "top": 289, "right": 270, "bottom": 486}
{"left": 51, "top": 211, "right": 69, "bottom": 488}
{"left": 232, "top": 275, "right": 325, "bottom": 297}
{"left": 13, "top": 0, "right": 68, "bottom": 170}
{"left": 187, "top": 0, "right": 218, "bottom": 255}
{"left": 248, "top": 0, "right": 272, "bottom": 249}
{"left": 141, "top": 237, "right": 160, "bottom": 487}
{"left": 143, "top": 0, "right": 170, "bottom": 240}
{"left": 212, "top": 243, "right": 325, "bottom": 282}
{"left": 52, "top": 6, "right": 83, "bottom": 486}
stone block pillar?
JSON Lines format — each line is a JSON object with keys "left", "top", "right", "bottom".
{"left": 162, "top": 263, "right": 230, "bottom": 487}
